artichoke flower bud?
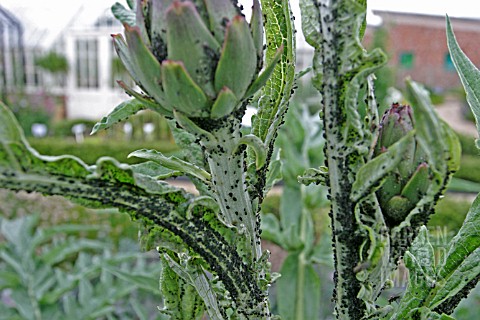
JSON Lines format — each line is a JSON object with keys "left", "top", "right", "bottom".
{"left": 112, "top": 0, "right": 279, "bottom": 121}
{"left": 374, "top": 103, "right": 430, "bottom": 226}
{"left": 375, "top": 103, "right": 414, "bottom": 151}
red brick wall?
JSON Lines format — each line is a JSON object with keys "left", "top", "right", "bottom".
{"left": 366, "top": 12, "right": 480, "bottom": 91}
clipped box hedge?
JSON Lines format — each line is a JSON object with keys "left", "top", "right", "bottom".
{"left": 28, "top": 137, "right": 178, "bottom": 165}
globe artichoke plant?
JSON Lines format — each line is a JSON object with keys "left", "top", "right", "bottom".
{"left": 110, "top": 0, "right": 287, "bottom": 262}
{"left": 112, "top": 0, "right": 280, "bottom": 121}
{"left": 106, "top": 0, "right": 293, "bottom": 318}
{"left": 374, "top": 103, "right": 430, "bottom": 227}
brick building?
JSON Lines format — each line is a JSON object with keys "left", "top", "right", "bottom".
{"left": 369, "top": 11, "right": 480, "bottom": 91}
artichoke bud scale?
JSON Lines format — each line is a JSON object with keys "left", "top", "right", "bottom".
{"left": 214, "top": 16, "right": 257, "bottom": 99}
{"left": 165, "top": 1, "right": 220, "bottom": 97}
{"left": 374, "top": 103, "right": 432, "bottom": 226}
{"left": 113, "top": 0, "right": 275, "bottom": 123}
{"left": 161, "top": 60, "right": 210, "bottom": 117}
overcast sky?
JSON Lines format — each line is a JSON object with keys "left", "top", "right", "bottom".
{"left": 2, "top": 0, "right": 479, "bottom": 48}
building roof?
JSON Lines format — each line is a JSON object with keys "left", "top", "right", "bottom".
{"left": 0, "top": 4, "right": 23, "bottom": 30}
{"left": 372, "top": 10, "right": 480, "bottom": 31}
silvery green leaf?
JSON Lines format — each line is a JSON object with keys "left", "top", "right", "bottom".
{"left": 129, "top": 149, "right": 211, "bottom": 183}
{"left": 162, "top": 255, "right": 223, "bottom": 320}
{"left": 299, "top": 0, "right": 322, "bottom": 49}
{"left": 406, "top": 79, "right": 461, "bottom": 173}
{"left": 253, "top": 0, "right": 295, "bottom": 149}
{"left": 0, "top": 101, "right": 183, "bottom": 210}
{"left": 426, "top": 193, "right": 480, "bottom": 313}
{"left": 391, "top": 227, "right": 436, "bottom": 319}
{"left": 167, "top": 120, "right": 205, "bottom": 168}
{"left": 167, "top": 120, "right": 212, "bottom": 196}
{"left": 187, "top": 196, "right": 219, "bottom": 219}
{"left": 353, "top": 194, "right": 391, "bottom": 304}
{"left": 279, "top": 185, "right": 303, "bottom": 247}
{"left": 342, "top": 49, "right": 386, "bottom": 144}
{"left": 260, "top": 213, "right": 284, "bottom": 248}
{"left": 277, "top": 252, "right": 321, "bottom": 320}
{"left": 91, "top": 99, "right": 145, "bottom": 134}
{"left": 410, "top": 226, "right": 436, "bottom": 279}
{"left": 351, "top": 132, "right": 414, "bottom": 202}
{"left": 278, "top": 102, "right": 325, "bottom": 186}
{"left": 310, "top": 235, "right": 334, "bottom": 267}
{"left": 40, "top": 239, "right": 105, "bottom": 266}
{"left": 298, "top": 167, "right": 328, "bottom": 186}
{"left": 78, "top": 278, "right": 94, "bottom": 307}
{"left": 116, "top": 80, "right": 172, "bottom": 116}
{"left": 446, "top": 16, "right": 480, "bottom": 147}
{"left": 102, "top": 266, "right": 161, "bottom": 294}
{"left": 234, "top": 134, "right": 266, "bottom": 170}
{"left": 264, "top": 150, "right": 282, "bottom": 193}
{"left": 130, "top": 161, "right": 181, "bottom": 180}
{"left": 111, "top": 2, "right": 136, "bottom": 26}
{"left": 448, "top": 177, "right": 480, "bottom": 193}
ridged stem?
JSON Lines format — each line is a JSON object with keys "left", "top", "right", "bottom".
{"left": 295, "top": 185, "right": 310, "bottom": 320}
{"left": 202, "top": 117, "right": 261, "bottom": 261}
{"left": 200, "top": 116, "right": 269, "bottom": 318}
{"left": 318, "top": 1, "right": 366, "bottom": 318}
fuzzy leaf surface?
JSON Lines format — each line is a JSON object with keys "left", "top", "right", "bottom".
{"left": 446, "top": 16, "right": 480, "bottom": 147}
{"left": 111, "top": 2, "right": 136, "bottom": 26}
{"left": 253, "top": 0, "right": 295, "bottom": 148}
{"left": 427, "top": 193, "right": 480, "bottom": 312}
{"left": 129, "top": 148, "right": 211, "bottom": 183}
{"left": 91, "top": 98, "right": 145, "bottom": 134}
{"left": 390, "top": 227, "right": 436, "bottom": 319}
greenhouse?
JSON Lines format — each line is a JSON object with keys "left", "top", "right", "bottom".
{"left": 0, "top": 4, "right": 25, "bottom": 101}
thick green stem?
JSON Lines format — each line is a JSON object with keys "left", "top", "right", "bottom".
{"left": 326, "top": 155, "right": 364, "bottom": 320}
{"left": 295, "top": 251, "right": 307, "bottom": 319}
{"left": 202, "top": 117, "right": 261, "bottom": 261}
{"left": 320, "top": 10, "right": 366, "bottom": 320}
{"left": 295, "top": 186, "right": 309, "bottom": 320}
{"left": 322, "top": 79, "right": 365, "bottom": 319}
{"left": 199, "top": 116, "right": 268, "bottom": 318}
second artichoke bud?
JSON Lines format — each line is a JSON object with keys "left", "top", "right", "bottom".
{"left": 374, "top": 103, "right": 431, "bottom": 226}
{"left": 113, "top": 0, "right": 280, "bottom": 121}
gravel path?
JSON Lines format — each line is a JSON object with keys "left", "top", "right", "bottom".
{"left": 435, "top": 97, "right": 478, "bottom": 137}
